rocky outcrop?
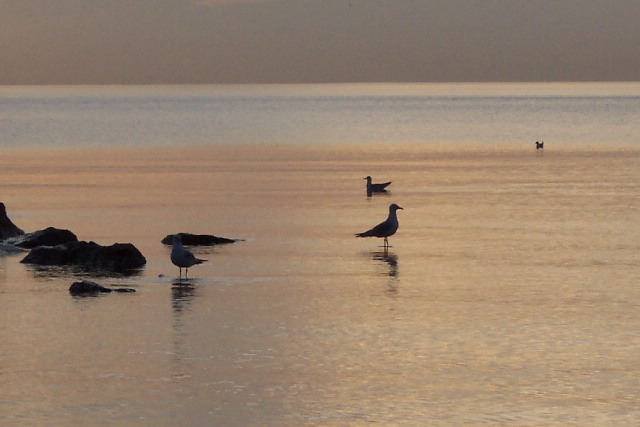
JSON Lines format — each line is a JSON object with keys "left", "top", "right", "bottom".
{"left": 161, "top": 233, "right": 238, "bottom": 246}
{"left": 9, "top": 227, "right": 78, "bottom": 249}
{"left": 69, "top": 279, "right": 136, "bottom": 295}
{"left": 1, "top": 204, "right": 146, "bottom": 272}
{"left": 0, "top": 203, "right": 24, "bottom": 240}
{"left": 21, "top": 241, "right": 147, "bottom": 272}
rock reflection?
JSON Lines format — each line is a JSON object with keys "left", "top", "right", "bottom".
{"left": 24, "top": 264, "right": 143, "bottom": 280}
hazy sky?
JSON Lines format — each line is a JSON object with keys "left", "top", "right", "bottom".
{"left": 2, "top": 0, "right": 639, "bottom": 84}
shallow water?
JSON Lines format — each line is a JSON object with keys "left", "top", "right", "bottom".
{"left": 1, "top": 84, "right": 640, "bottom": 425}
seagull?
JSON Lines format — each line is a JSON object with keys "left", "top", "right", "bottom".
{"left": 536, "top": 141, "right": 544, "bottom": 150}
{"left": 365, "top": 176, "right": 391, "bottom": 195}
{"left": 355, "top": 203, "right": 403, "bottom": 249}
{"left": 171, "top": 234, "right": 207, "bottom": 279}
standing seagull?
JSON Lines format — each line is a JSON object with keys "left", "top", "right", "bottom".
{"left": 171, "top": 234, "right": 207, "bottom": 279}
{"left": 365, "top": 176, "right": 391, "bottom": 196}
{"left": 355, "top": 203, "right": 403, "bottom": 249}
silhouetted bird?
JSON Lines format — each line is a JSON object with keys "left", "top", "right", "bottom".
{"left": 536, "top": 141, "right": 544, "bottom": 150}
{"left": 355, "top": 203, "right": 403, "bottom": 249}
{"left": 365, "top": 176, "right": 391, "bottom": 195}
{"left": 171, "top": 234, "right": 207, "bottom": 279}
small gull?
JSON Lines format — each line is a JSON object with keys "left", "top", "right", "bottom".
{"left": 365, "top": 176, "right": 391, "bottom": 195}
{"left": 355, "top": 203, "right": 403, "bottom": 249}
{"left": 171, "top": 234, "right": 207, "bottom": 279}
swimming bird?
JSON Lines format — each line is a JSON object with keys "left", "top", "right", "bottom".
{"left": 355, "top": 203, "right": 403, "bottom": 249}
{"left": 365, "top": 176, "right": 391, "bottom": 195}
{"left": 171, "top": 234, "right": 207, "bottom": 279}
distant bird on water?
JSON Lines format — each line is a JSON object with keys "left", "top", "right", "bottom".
{"left": 171, "top": 234, "right": 207, "bottom": 279}
{"left": 365, "top": 176, "right": 391, "bottom": 195}
{"left": 536, "top": 141, "right": 544, "bottom": 150}
{"left": 355, "top": 203, "right": 403, "bottom": 249}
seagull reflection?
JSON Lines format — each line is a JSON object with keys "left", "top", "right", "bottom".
{"left": 371, "top": 250, "right": 399, "bottom": 278}
{"left": 171, "top": 280, "right": 197, "bottom": 313}
{"left": 170, "top": 281, "right": 198, "bottom": 378}
{"left": 366, "top": 249, "right": 399, "bottom": 296}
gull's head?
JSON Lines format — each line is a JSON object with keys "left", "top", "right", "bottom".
{"left": 390, "top": 203, "right": 403, "bottom": 211}
{"left": 364, "top": 176, "right": 372, "bottom": 182}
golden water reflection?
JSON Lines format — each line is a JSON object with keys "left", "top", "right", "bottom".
{"left": 0, "top": 144, "right": 639, "bottom": 425}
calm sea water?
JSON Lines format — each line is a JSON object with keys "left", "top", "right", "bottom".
{"left": 2, "top": 83, "right": 640, "bottom": 148}
{"left": 1, "top": 83, "right": 639, "bottom": 425}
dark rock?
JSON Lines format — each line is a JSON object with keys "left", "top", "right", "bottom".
{"left": 69, "top": 279, "right": 136, "bottom": 295}
{"left": 11, "top": 227, "right": 78, "bottom": 249}
{"left": 69, "top": 280, "right": 112, "bottom": 294}
{"left": 0, "top": 203, "right": 25, "bottom": 240}
{"left": 161, "top": 233, "right": 238, "bottom": 246}
{"left": 21, "top": 241, "right": 147, "bottom": 272}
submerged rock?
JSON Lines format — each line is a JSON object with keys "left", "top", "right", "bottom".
{"left": 0, "top": 243, "right": 25, "bottom": 256}
{"left": 0, "top": 203, "right": 25, "bottom": 240}
{"left": 21, "top": 241, "right": 147, "bottom": 272}
{"left": 161, "top": 233, "right": 238, "bottom": 246}
{"left": 10, "top": 227, "right": 78, "bottom": 249}
{"left": 69, "top": 279, "right": 136, "bottom": 295}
